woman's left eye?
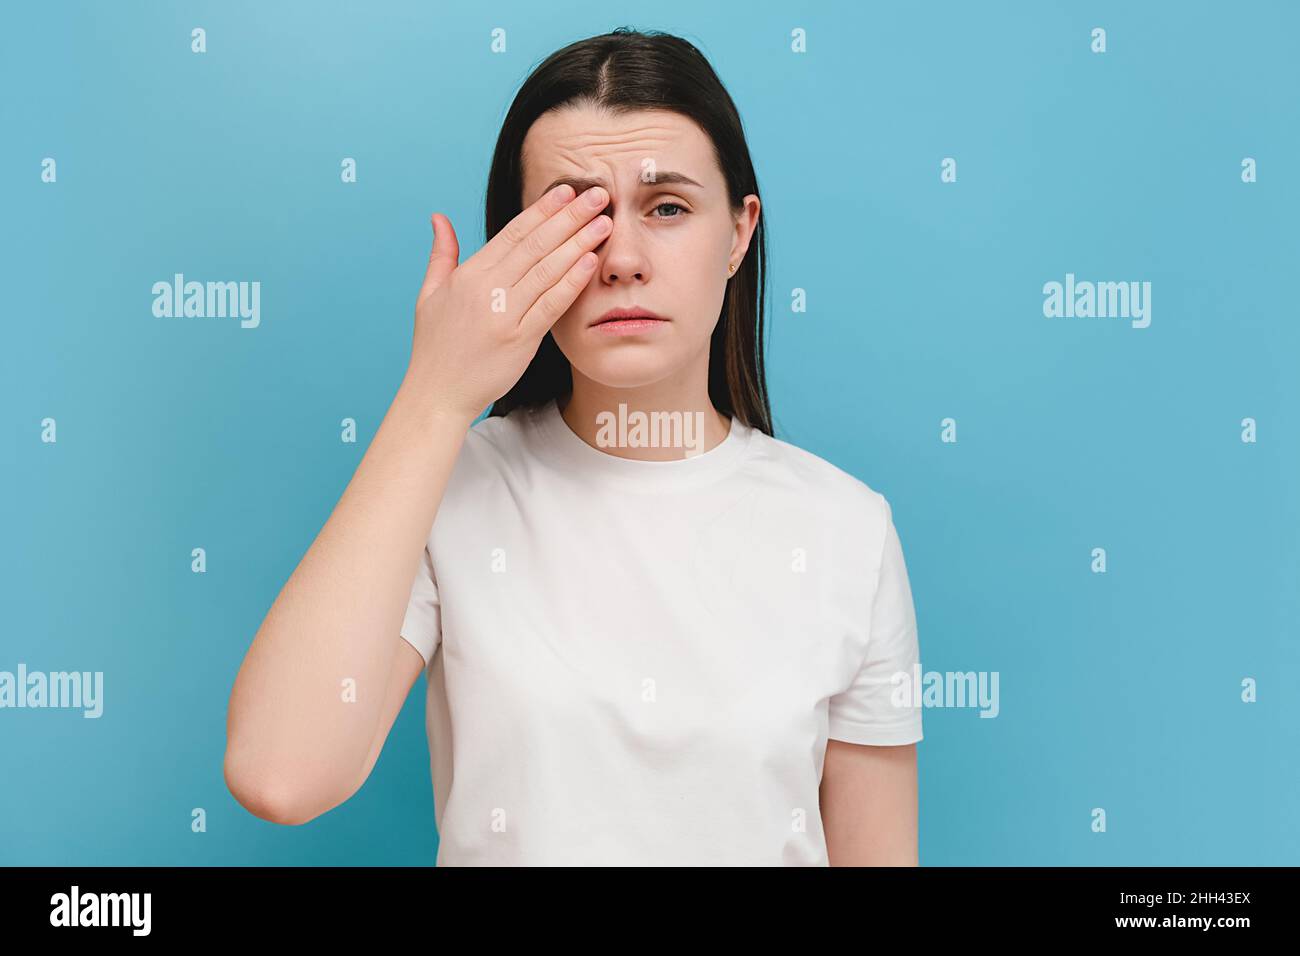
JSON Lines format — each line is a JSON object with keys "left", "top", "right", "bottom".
{"left": 652, "top": 202, "right": 688, "bottom": 219}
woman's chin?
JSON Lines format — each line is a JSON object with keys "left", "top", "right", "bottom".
{"left": 564, "top": 351, "right": 684, "bottom": 392}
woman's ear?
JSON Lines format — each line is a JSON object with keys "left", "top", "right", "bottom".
{"left": 729, "top": 195, "right": 761, "bottom": 268}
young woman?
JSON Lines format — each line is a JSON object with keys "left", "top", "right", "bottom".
{"left": 224, "top": 28, "right": 923, "bottom": 866}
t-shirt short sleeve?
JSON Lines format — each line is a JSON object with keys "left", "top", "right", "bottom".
{"left": 399, "top": 543, "right": 442, "bottom": 668}
{"left": 826, "top": 495, "right": 924, "bottom": 746}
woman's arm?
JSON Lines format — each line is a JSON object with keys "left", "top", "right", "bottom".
{"left": 223, "top": 393, "right": 473, "bottom": 825}
{"left": 223, "top": 183, "right": 613, "bottom": 826}
{"left": 820, "top": 740, "right": 919, "bottom": 865}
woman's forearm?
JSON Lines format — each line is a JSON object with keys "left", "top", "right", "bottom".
{"left": 223, "top": 378, "right": 472, "bottom": 824}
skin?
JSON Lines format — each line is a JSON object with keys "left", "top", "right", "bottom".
{"left": 224, "top": 103, "right": 918, "bottom": 866}
{"left": 821, "top": 740, "right": 919, "bottom": 865}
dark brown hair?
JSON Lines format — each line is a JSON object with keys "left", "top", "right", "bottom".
{"left": 485, "top": 27, "right": 772, "bottom": 435}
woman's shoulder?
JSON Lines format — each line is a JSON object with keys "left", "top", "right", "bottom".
{"left": 746, "top": 426, "right": 893, "bottom": 526}
{"left": 456, "top": 405, "right": 538, "bottom": 468}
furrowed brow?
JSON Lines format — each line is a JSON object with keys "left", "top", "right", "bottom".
{"left": 542, "top": 171, "right": 704, "bottom": 195}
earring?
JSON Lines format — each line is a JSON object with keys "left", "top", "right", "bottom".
{"left": 727, "top": 262, "right": 736, "bottom": 275}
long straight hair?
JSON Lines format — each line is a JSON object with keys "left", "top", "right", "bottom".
{"left": 484, "top": 28, "right": 772, "bottom": 435}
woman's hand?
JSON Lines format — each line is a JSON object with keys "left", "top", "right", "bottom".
{"left": 400, "top": 183, "right": 612, "bottom": 420}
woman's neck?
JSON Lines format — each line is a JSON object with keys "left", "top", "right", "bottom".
{"left": 558, "top": 364, "right": 731, "bottom": 461}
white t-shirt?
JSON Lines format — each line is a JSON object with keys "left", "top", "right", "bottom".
{"left": 399, "top": 398, "right": 923, "bottom": 865}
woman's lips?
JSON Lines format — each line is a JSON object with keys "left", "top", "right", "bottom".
{"left": 590, "top": 317, "right": 669, "bottom": 335}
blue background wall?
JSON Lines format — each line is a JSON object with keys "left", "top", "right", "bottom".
{"left": 3, "top": 0, "right": 1296, "bottom": 865}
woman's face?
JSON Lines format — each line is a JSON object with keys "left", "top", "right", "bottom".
{"left": 519, "top": 105, "right": 760, "bottom": 391}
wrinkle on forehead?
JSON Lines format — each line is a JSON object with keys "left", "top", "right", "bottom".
{"left": 549, "top": 121, "right": 679, "bottom": 156}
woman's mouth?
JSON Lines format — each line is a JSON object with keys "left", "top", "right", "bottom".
{"left": 590, "top": 307, "right": 669, "bottom": 335}
{"left": 591, "top": 317, "right": 668, "bottom": 335}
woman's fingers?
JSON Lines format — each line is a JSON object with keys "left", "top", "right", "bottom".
{"left": 512, "top": 211, "right": 610, "bottom": 325}
{"left": 474, "top": 182, "right": 576, "bottom": 270}
{"left": 518, "top": 251, "right": 600, "bottom": 341}
{"left": 495, "top": 185, "right": 608, "bottom": 287}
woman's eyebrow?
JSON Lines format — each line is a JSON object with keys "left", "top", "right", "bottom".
{"left": 542, "top": 171, "right": 704, "bottom": 194}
